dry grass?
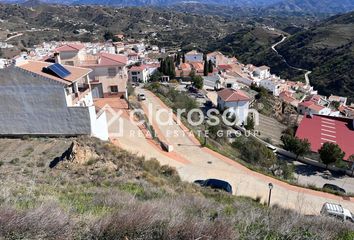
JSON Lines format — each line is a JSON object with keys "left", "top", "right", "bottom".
{"left": 0, "top": 136, "right": 353, "bottom": 239}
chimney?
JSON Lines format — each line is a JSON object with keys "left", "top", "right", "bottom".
{"left": 54, "top": 52, "right": 61, "bottom": 64}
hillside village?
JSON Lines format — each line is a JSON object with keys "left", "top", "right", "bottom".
{"left": 1, "top": 33, "right": 354, "bottom": 219}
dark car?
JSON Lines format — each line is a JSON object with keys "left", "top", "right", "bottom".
{"left": 194, "top": 179, "right": 233, "bottom": 194}
{"left": 323, "top": 184, "right": 346, "bottom": 194}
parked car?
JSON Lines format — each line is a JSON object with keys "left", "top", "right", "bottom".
{"left": 266, "top": 145, "right": 277, "bottom": 154}
{"left": 138, "top": 93, "right": 146, "bottom": 101}
{"left": 194, "top": 178, "right": 233, "bottom": 194}
{"left": 131, "top": 82, "right": 139, "bottom": 88}
{"left": 323, "top": 184, "right": 346, "bottom": 194}
{"left": 321, "top": 202, "right": 354, "bottom": 222}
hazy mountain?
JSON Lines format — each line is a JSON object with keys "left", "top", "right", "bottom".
{"left": 0, "top": 0, "right": 283, "bottom": 7}
{"left": 267, "top": 0, "right": 354, "bottom": 14}
{"left": 2, "top": 0, "right": 354, "bottom": 15}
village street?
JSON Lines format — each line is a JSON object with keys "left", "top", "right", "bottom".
{"left": 99, "top": 92, "right": 354, "bottom": 216}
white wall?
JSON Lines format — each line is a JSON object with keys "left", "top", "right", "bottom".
{"left": 89, "top": 106, "right": 109, "bottom": 141}
{"left": 0, "top": 67, "right": 93, "bottom": 136}
{"left": 217, "top": 97, "right": 249, "bottom": 125}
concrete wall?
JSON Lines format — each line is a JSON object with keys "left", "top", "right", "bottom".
{"left": 0, "top": 67, "right": 92, "bottom": 136}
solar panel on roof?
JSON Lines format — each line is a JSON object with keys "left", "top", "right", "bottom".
{"left": 48, "top": 63, "right": 71, "bottom": 79}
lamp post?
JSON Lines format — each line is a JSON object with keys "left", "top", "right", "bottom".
{"left": 268, "top": 183, "right": 273, "bottom": 207}
{"left": 203, "top": 116, "right": 209, "bottom": 147}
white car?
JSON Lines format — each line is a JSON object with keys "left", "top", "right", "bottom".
{"left": 138, "top": 93, "right": 146, "bottom": 101}
{"left": 267, "top": 145, "right": 277, "bottom": 154}
{"left": 321, "top": 202, "right": 354, "bottom": 223}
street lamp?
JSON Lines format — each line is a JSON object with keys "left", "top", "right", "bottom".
{"left": 203, "top": 116, "right": 209, "bottom": 147}
{"left": 268, "top": 183, "right": 273, "bottom": 207}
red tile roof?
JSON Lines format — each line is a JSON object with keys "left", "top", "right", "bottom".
{"left": 299, "top": 101, "right": 325, "bottom": 111}
{"left": 218, "top": 64, "right": 233, "bottom": 71}
{"left": 55, "top": 43, "right": 85, "bottom": 52}
{"left": 99, "top": 53, "right": 127, "bottom": 66}
{"left": 17, "top": 60, "right": 91, "bottom": 85}
{"left": 129, "top": 65, "right": 147, "bottom": 72}
{"left": 217, "top": 88, "right": 250, "bottom": 102}
{"left": 296, "top": 115, "right": 354, "bottom": 160}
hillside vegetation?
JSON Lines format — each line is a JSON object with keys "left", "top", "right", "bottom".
{"left": 277, "top": 11, "right": 354, "bottom": 101}
{"left": 0, "top": 137, "right": 354, "bottom": 239}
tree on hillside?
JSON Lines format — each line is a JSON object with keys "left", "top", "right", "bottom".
{"left": 103, "top": 31, "right": 119, "bottom": 42}
{"left": 203, "top": 59, "right": 209, "bottom": 76}
{"left": 176, "top": 52, "right": 181, "bottom": 66}
{"left": 319, "top": 142, "right": 345, "bottom": 168}
{"left": 245, "top": 116, "right": 255, "bottom": 130}
{"left": 349, "top": 155, "right": 354, "bottom": 174}
{"left": 281, "top": 134, "right": 311, "bottom": 160}
{"left": 159, "top": 57, "right": 175, "bottom": 79}
{"left": 182, "top": 53, "right": 185, "bottom": 63}
{"left": 192, "top": 75, "right": 204, "bottom": 90}
{"left": 208, "top": 59, "right": 213, "bottom": 73}
{"left": 189, "top": 69, "right": 196, "bottom": 79}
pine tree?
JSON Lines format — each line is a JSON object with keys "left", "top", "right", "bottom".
{"left": 208, "top": 59, "right": 213, "bottom": 73}
{"left": 176, "top": 53, "right": 181, "bottom": 66}
{"left": 203, "top": 59, "right": 209, "bottom": 76}
{"left": 182, "top": 53, "right": 185, "bottom": 63}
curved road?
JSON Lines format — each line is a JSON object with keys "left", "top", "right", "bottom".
{"left": 271, "top": 35, "right": 311, "bottom": 86}
{"left": 110, "top": 90, "right": 354, "bottom": 216}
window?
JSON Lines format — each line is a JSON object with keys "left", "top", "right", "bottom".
{"left": 132, "top": 71, "right": 138, "bottom": 76}
{"left": 108, "top": 68, "right": 117, "bottom": 77}
{"left": 110, "top": 86, "right": 118, "bottom": 93}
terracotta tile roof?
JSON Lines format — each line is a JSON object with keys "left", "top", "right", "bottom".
{"left": 217, "top": 88, "right": 250, "bottom": 102}
{"left": 300, "top": 101, "right": 325, "bottom": 111}
{"left": 129, "top": 65, "right": 147, "bottom": 72}
{"left": 17, "top": 60, "right": 91, "bottom": 85}
{"left": 180, "top": 63, "right": 191, "bottom": 70}
{"left": 299, "top": 101, "right": 315, "bottom": 108}
{"left": 100, "top": 53, "right": 128, "bottom": 65}
{"left": 80, "top": 53, "right": 128, "bottom": 67}
{"left": 55, "top": 43, "right": 85, "bottom": 52}
{"left": 218, "top": 64, "right": 233, "bottom": 71}
{"left": 190, "top": 62, "right": 203, "bottom": 71}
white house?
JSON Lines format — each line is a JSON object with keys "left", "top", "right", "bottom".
{"left": 55, "top": 44, "right": 129, "bottom": 97}
{"left": 54, "top": 43, "right": 86, "bottom": 66}
{"left": 252, "top": 65, "right": 271, "bottom": 80}
{"left": 78, "top": 52, "right": 128, "bottom": 97}
{"left": 217, "top": 88, "right": 251, "bottom": 125}
{"left": 259, "top": 78, "right": 288, "bottom": 96}
{"left": 298, "top": 101, "right": 331, "bottom": 116}
{"left": 185, "top": 50, "right": 203, "bottom": 63}
{"left": 207, "top": 51, "right": 230, "bottom": 66}
{"left": 128, "top": 65, "right": 150, "bottom": 83}
{"left": 0, "top": 60, "right": 108, "bottom": 140}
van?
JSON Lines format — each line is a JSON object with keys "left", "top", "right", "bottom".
{"left": 321, "top": 203, "right": 354, "bottom": 222}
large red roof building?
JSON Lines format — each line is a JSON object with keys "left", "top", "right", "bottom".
{"left": 296, "top": 115, "right": 354, "bottom": 160}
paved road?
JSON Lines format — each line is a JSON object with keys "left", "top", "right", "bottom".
{"left": 278, "top": 154, "right": 354, "bottom": 193}
{"left": 5, "top": 33, "right": 23, "bottom": 42}
{"left": 271, "top": 35, "right": 311, "bottom": 87}
{"left": 107, "top": 89, "right": 354, "bottom": 216}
